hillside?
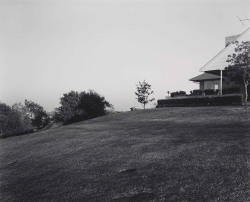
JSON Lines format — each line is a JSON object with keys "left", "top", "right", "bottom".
{"left": 1, "top": 107, "right": 250, "bottom": 201}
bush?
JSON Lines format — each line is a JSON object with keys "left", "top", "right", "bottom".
{"left": 190, "top": 89, "right": 220, "bottom": 96}
{"left": 170, "top": 91, "right": 186, "bottom": 97}
{"left": 79, "top": 90, "right": 112, "bottom": 119}
{"left": 156, "top": 94, "right": 242, "bottom": 107}
{"left": 191, "top": 89, "right": 203, "bottom": 96}
{"left": 54, "top": 90, "right": 112, "bottom": 125}
{"left": 203, "top": 89, "right": 220, "bottom": 95}
{"left": 223, "top": 87, "right": 241, "bottom": 94}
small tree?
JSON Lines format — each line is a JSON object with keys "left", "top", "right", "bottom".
{"left": 135, "top": 80, "right": 155, "bottom": 109}
{"left": 226, "top": 41, "right": 250, "bottom": 110}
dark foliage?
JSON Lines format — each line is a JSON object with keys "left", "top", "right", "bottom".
{"left": 203, "top": 89, "right": 220, "bottom": 95}
{"left": 190, "top": 88, "right": 240, "bottom": 96}
{"left": 170, "top": 91, "right": 186, "bottom": 97}
{"left": 157, "top": 95, "right": 242, "bottom": 107}
{"left": 79, "top": 90, "right": 112, "bottom": 119}
{"left": 191, "top": 89, "right": 203, "bottom": 96}
{"left": 53, "top": 91, "right": 81, "bottom": 124}
{"left": 0, "top": 103, "right": 13, "bottom": 135}
{"left": 223, "top": 87, "right": 241, "bottom": 94}
{"left": 54, "top": 90, "right": 112, "bottom": 125}
{"left": 25, "top": 100, "right": 50, "bottom": 128}
{"left": 0, "top": 102, "right": 33, "bottom": 137}
{"left": 226, "top": 41, "right": 250, "bottom": 109}
{"left": 190, "top": 89, "right": 219, "bottom": 96}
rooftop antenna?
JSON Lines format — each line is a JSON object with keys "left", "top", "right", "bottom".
{"left": 237, "top": 15, "right": 250, "bottom": 25}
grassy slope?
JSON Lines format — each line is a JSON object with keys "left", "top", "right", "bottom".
{"left": 0, "top": 107, "right": 250, "bottom": 201}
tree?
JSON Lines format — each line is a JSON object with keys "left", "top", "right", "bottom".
{"left": 24, "top": 100, "right": 50, "bottom": 128}
{"left": 79, "top": 90, "right": 112, "bottom": 119}
{"left": 12, "top": 103, "right": 32, "bottom": 131}
{"left": 54, "top": 90, "right": 112, "bottom": 125}
{"left": 135, "top": 80, "right": 155, "bottom": 109}
{"left": 0, "top": 102, "right": 32, "bottom": 137}
{"left": 226, "top": 41, "right": 250, "bottom": 110}
{"left": 0, "top": 103, "right": 12, "bottom": 135}
{"left": 54, "top": 91, "right": 81, "bottom": 124}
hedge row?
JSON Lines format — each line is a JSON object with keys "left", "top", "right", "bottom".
{"left": 157, "top": 94, "right": 242, "bottom": 107}
{"left": 190, "top": 87, "right": 241, "bottom": 96}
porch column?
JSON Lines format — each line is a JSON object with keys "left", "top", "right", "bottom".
{"left": 220, "top": 70, "right": 223, "bottom": 95}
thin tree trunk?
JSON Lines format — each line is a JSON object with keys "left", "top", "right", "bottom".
{"left": 244, "top": 82, "right": 248, "bottom": 110}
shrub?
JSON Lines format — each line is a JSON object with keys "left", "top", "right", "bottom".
{"left": 223, "top": 87, "right": 241, "bottom": 94}
{"left": 79, "top": 90, "right": 112, "bottom": 119}
{"left": 191, "top": 89, "right": 203, "bottom": 96}
{"left": 170, "top": 91, "right": 186, "bottom": 97}
{"left": 203, "top": 89, "right": 220, "bottom": 95}
{"left": 156, "top": 94, "right": 242, "bottom": 107}
{"left": 54, "top": 90, "right": 112, "bottom": 125}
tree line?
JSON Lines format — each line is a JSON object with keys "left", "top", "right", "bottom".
{"left": 0, "top": 100, "right": 49, "bottom": 137}
{"left": 0, "top": 90, "right": 112, "bottom": 137}
{"left": 0, "top": 82, "right": 155, "bottom": 138}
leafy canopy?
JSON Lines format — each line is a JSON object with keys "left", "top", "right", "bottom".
{"left": 0, "top": 102, "right": 33, "bottom": 137}
{"left": 226, "top": 41, "right": 250, "bottom": 83}
{"left": 226, "top": 41, "right": 250, "bottom": 109}
{"left": 135, "top": 80, "right": 155, "bottom": 109}
{"left": 25, "top": 100, "right": 50, "bottom": 128}
{"left": 54, "top": 90, "right": 112, "bottom": 125}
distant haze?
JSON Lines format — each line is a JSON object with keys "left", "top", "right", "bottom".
{"left": 0, "top": 0, "right": 249, "bottom": 111}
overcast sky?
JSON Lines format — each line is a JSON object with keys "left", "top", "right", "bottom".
{"left": 0, "top": 0, "right": 249, "bottom": 111}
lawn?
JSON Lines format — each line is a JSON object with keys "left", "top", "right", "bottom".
{"left": 1, "top": 106, "right": 250, "bottom": 201}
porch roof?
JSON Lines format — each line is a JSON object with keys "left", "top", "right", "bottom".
{"left": 190, "top": 73, "right": 224, "bottom": 82}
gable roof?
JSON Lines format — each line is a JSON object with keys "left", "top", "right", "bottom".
{"left": 190, "top": 73, "right": 224, "bottom": 82}
{"left": 200, "top": 27, "right": 250, "bottom": 72}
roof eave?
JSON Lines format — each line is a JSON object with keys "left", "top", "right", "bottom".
{"left": 199, "top": 27, "right": 250, "bottom": 72}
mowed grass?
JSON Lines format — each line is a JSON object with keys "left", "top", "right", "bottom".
{"left": 1, "top": 106, "right": 250, "bottom": 201}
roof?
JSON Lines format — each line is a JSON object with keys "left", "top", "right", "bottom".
{"left": 190, "top": 73, "right": 224, "bottom": 82}
{"left": 200, "top": 27, "right": 250, "bottom": 72}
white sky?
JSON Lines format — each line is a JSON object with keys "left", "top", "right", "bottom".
{"left": 0, "top": 0, "right": 249, "bottom": 111}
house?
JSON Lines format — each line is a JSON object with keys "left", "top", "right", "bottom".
{"left": 190, "top": 72, "right": 224, "bottom": 92}
{"left": 190, "top": 27, "right": 250, "bottom": 97}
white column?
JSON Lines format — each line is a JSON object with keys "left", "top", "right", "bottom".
{"left": 220, "top": 70, "right": 223, "bottom": 95}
